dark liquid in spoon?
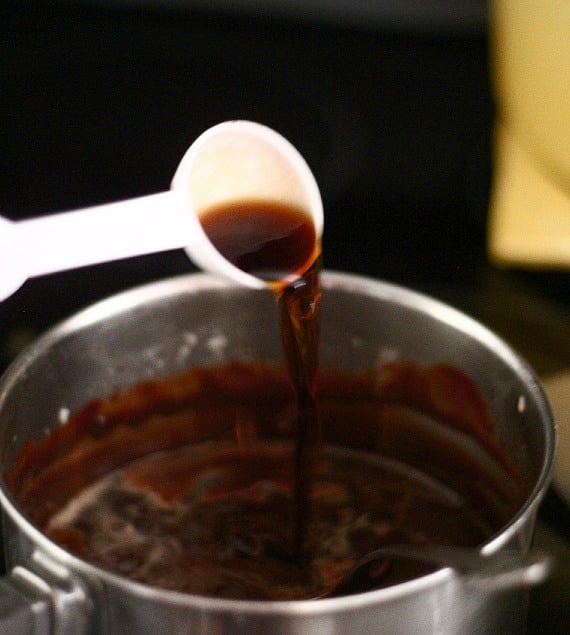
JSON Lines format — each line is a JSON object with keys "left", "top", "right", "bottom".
{"left": 199, "top": 200, "right": 318, "bottom": 286}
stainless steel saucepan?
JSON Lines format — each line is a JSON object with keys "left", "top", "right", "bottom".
{"left": 0, "top": 271, "right": 555, "bottom": 634}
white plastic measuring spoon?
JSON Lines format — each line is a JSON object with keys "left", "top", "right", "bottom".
{"left": 0, "top": 120, "right": 323, "bottom": 302}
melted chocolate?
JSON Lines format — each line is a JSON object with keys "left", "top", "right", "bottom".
{"left": 6, "top": 362, "right": 523, "bottom": 600}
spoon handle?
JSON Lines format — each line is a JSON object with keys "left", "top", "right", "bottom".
{"left": 383, "top": 545, "right": 551, "bottom": 590}
{"left": 0, "top": 190, "right": 191, "bottom": 301}
{"left": 330, "top": 545, "right": 552, "bottom": 598}
{"left": 15, "top": 190, "right": 190, "bottom": 277}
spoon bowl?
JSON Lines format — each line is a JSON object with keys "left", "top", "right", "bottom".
{"left": 173, "top": 120, "right": 323, "bottom": 290}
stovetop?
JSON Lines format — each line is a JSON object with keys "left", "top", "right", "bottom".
{"left": 1, "top": 3, "right": 569, "bottom": 632}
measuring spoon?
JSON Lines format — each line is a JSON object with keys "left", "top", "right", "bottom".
{"left": 0, "top": 120, "right": 323, "bottom": 302}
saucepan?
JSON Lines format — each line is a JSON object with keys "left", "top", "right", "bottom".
{"left": 0, "top": 271, "right": 555, "bottom": 634}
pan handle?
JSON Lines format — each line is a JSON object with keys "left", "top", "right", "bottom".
{"left": 0, "top": 550, "right": 91, "bottom": 634}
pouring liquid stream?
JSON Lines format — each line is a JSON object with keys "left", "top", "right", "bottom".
{"left": 199, "top": 198, "right": 322, "bottom": 560}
